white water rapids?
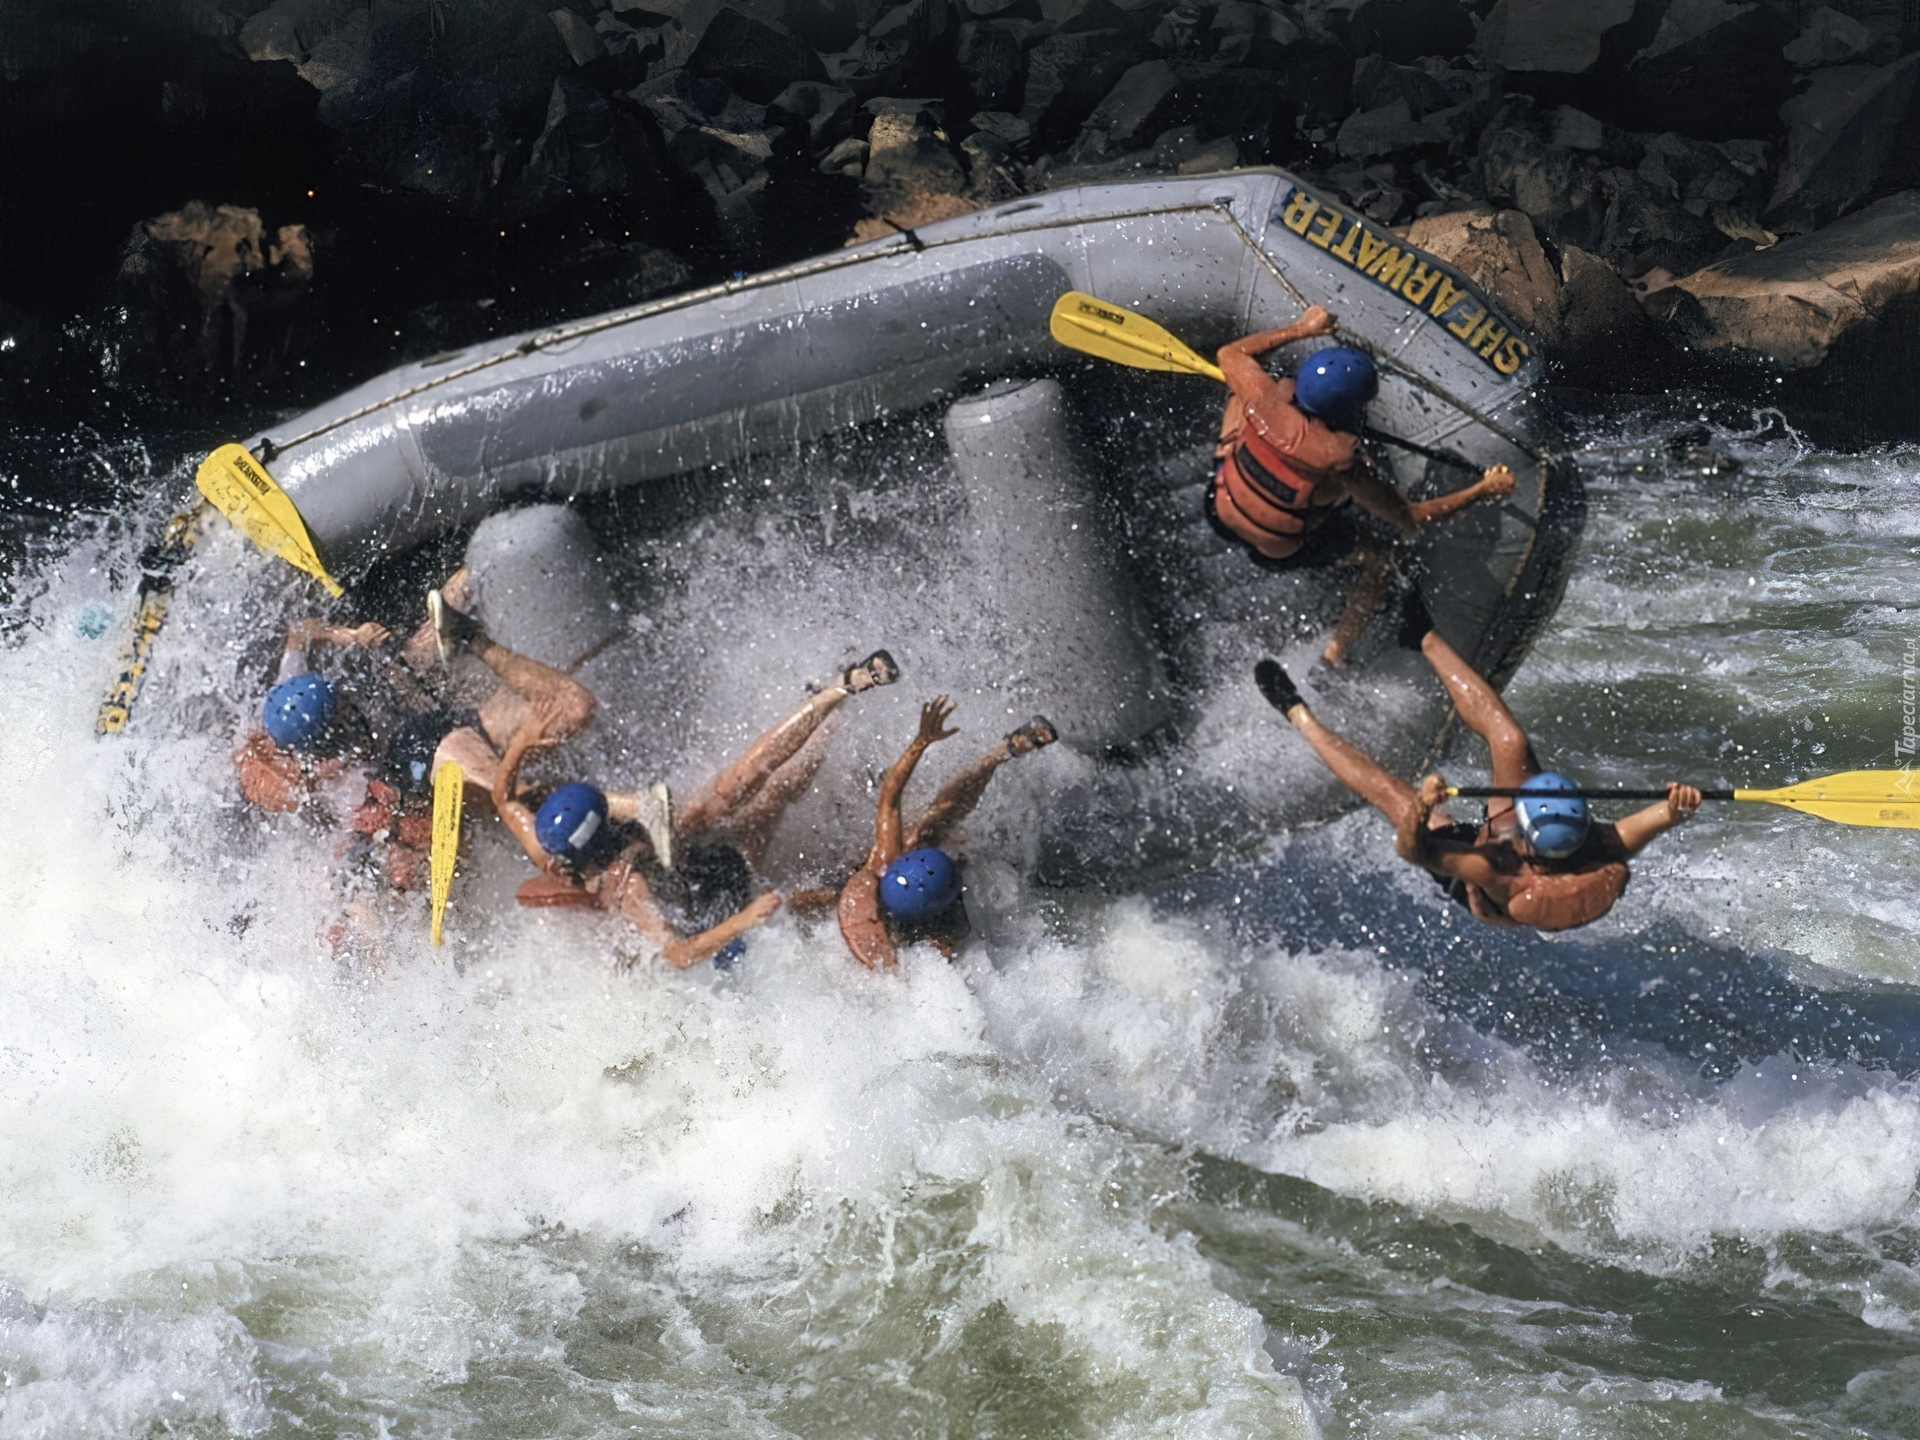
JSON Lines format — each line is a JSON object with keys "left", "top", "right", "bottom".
{"left": 1, "top": 406, "right": 1917, "bottom": 1439}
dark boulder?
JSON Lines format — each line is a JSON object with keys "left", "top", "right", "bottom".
{"left": 1784, "top": 6, "right": 1879, "bottom": 66}
{"left": 768, "top": 80, "right": 862, "bottom": 146}
{"left": 1350, "top": 54, "right": 1453, "bottom": 117}
{"left": 1813, "top": 0, "right": 1917, "bottom": 63}
{"left": 686, "top": 7, "right": 829, "bottom": 103}
{"left": 1472, "top": 0, "right": 1635, "bottom": 73}
{"left": 549, "top": 8, "right": 608, "bottom": 66}
{"left": 1313, "top": 0, "right": 1474, "bottom": 62}
{"left": 1207, "top": 1, "right": 1313, "bottom": 68}
{"left": 1650, "top": 189, "right": 1920, "bottom": 442}
{"left": 1764, "top": 55, "right": 1920, "bottom": 235}
{"left": 968, "top": 109, "right": 1035, "bottom": 152}
{"left": 957, "top": 19, "right": 1032, "bottom": 112}
{"left": 239, "top": 0, "right": 570, "bottom": 213}
{"left": 1020, "top": 30, "right": 1139, "bottom": 149}
{"left": 1336, "top": 100, "right": 1449, "bottom": 159}
{"left": 1638, "top": 131, "right": 1774, "bottom": 243}
{"left": 1480, "top": 118, "right": 1613, "bottom": 252}
{"left": 636, "top": 71, "right": 779, "bottom": 245}
{"left": 822, "top": 0, "right": 955, "bottom": 97}
{"left": 1039, "top": 0, "right": 1157, "bottom": 40}
{"left": 1621, "top": 0, "right": 1798, "bottom": 141}
{"left": 1322, "top": 159, "right": 1416, "bottom": 222}
{"left": 1601, "top": 170, "right": 1728, "bottom": 276}
{"left": 594, "top": 14, "right": 668, "bottom": 85}
{"left": 785, "top": 0, "right": 869, "bottom": 53}
{"left": 520, "top": 77, "right": 656, "bottom": 201}
{"left": 1082, "top": 60, "right": 1183, "bottom": 149}
{"left": 820, "top": 135, "right": 872, "bottom": 174}
{"left": 1335, "top": 55, "right": 1460, "bottom": 159}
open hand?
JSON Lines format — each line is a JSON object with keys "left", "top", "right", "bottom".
{"left": 1666, "top": 783, "right": 1702, "bottom": 821}
{"left": 1419, "top": 773, "right": 1449, "bottom": 808}
{"left": 1478, "top": 465, "right": 1516, "bottom": 501}
{"left": 917, "top": 695, "right": 959, "bottom": 745}
{"left": 743, "top": 892, "right": 783, "bottom": 924}
{"left": 341, "top": 622, "right": 391, "bottom": 648}
{"left": 1301, "top": 306, "right": 1336, "bottom": 336}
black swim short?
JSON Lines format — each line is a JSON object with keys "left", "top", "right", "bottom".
{"left": 382, "top": 706, "right": 484, "bottom": 794}
{"left": 1425, "top": 820, "right": 1483, "bottom": 910}
{"left": 1203, "top": 480, "right": 1362, "bottom": 571}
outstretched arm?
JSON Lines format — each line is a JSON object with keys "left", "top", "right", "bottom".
{"left": 1613, "top": 783, "right": 1702, "bottom": 857}
{"left": 1408, "top": 464, "right": 1517, "bottom": 526}
{"left": 1216, "top": 306, "right": 1336, "bottom": 400}
{"left": 652, "top": 894, "right": 783, "bottom": 969}
{"left": 280, "top": 620, "right": 389, "bottom": 676}
{"left": 865, "top": 696, "right": 958, "bottom": 870}
{"left": 1346, "top": 462, "right": 1516, "bottom": 538}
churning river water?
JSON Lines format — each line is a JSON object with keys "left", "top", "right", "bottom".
{"left": 0, "top": 398, "right": 1917, "bottom": 1439}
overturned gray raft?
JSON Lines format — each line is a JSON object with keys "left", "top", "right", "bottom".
{"left": 249, "top": 169, "right": 1580, "bottom": 884}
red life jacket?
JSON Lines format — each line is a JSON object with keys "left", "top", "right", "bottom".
{"left": 1233, "top": 424, "right": 1319, "bottom": 515}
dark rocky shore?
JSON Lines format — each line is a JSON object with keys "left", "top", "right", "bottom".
{"left": 2, "top": 0, "right": 1918, "bottom": 443}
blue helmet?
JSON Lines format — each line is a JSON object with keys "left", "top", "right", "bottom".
{"left": 536, "top": 783, "right": 609, "bottom": 864}
{"left": 1516, "top": 773, "right": 1589, "bottom": 859}
{"left": 1294, "top": 346, "right": 1378, "bottom": 427}
{"left": 262, "top": 674, "right": 336, "bottom": 750}
{"left": 879, "top": 847, "right": 961, "bottom": 919}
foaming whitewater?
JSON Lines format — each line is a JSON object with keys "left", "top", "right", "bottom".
{"left": 4, "top": 403, "right": 1920, "bottom": 1438}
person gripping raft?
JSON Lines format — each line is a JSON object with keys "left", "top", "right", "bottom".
{"left": 1254, "top": 600, "right": 1702, "bottom": 932}
{"left": 1209, "top": 305, "right": 1519, "bottom": 668}
{"left": 492, "top": 650, "right": 901, "bottom": 968}
{"left": 235, "top": 578, "right": 596, "bottom": 889}
{"left": 830, "top": 696, "right": 1056, "bottom": 970}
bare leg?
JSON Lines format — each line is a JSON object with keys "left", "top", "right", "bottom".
{"left": 1320, "top": 542, "right": 1395, "bottom": 669}
{"left": 1287, "top": 706, "right": 1421, "bottom": 829}
{"left": 905, "top": 746, "right": 1008, "bottom": 851}
{"left": 906, "top": 718, "right": 1053, "bottom": 849}
{"left": 432, "top": 725, "right": 504, "bottom": 795}
{"left": 469, "top": 632, "right": 595, "bottom": 750}
{"left": 401, "top": 568, "right": 473, "bottom": 672}
{"left": 1419, "top": 629, "right": 1537, "bottom": 831}
{"left": 715, "top": 725, "right": 836, "bottom": 866}
{"left": 676, "top": 688, "right": 851, "bottom": 836}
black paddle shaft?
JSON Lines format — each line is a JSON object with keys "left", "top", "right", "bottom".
{"left": 1451, "top": 787, "right": 1737, "bottom": 801}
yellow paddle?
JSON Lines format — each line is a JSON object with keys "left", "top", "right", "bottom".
{"left": 1049, "top": 291, "right": 1227, "bottom": 381}
{"left": 430, "top": 760, "right": 464, "bottom": 945}
{"left": 1448, "top": 771, "right": 1920, "bottom": 830}
{"left": 195, "top": 443, "right": 343, "bottom": 596}
{"left": 1049, "top": 291, "right": 1494, "bottom": 475}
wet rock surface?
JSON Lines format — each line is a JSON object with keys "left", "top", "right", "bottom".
{"left": 2, "top": 0, "right": 1919, "bottom": 440}
{"left": 1648, "top": 188, "right": 1920, "bottom": 442}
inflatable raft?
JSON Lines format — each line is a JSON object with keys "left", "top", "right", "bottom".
{"left": 205, "top": 169, "right": 1582, "bottom": 886}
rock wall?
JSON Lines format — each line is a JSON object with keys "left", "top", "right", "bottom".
{"left": 5, "top": 0, "right": 1920, "bottom": 440}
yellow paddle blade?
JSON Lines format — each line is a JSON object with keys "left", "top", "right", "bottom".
{"left": 1049, "top": 291, "right": 1226, "bottom": 381}
{"left": 1734, "top": 771, "right": 1920, "bottom": 829}
{"left": 430, "top": 761, "right": 465, "bottom": 945}
{"left": 195, "top": 443, "right": 343, "bottom": 597}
